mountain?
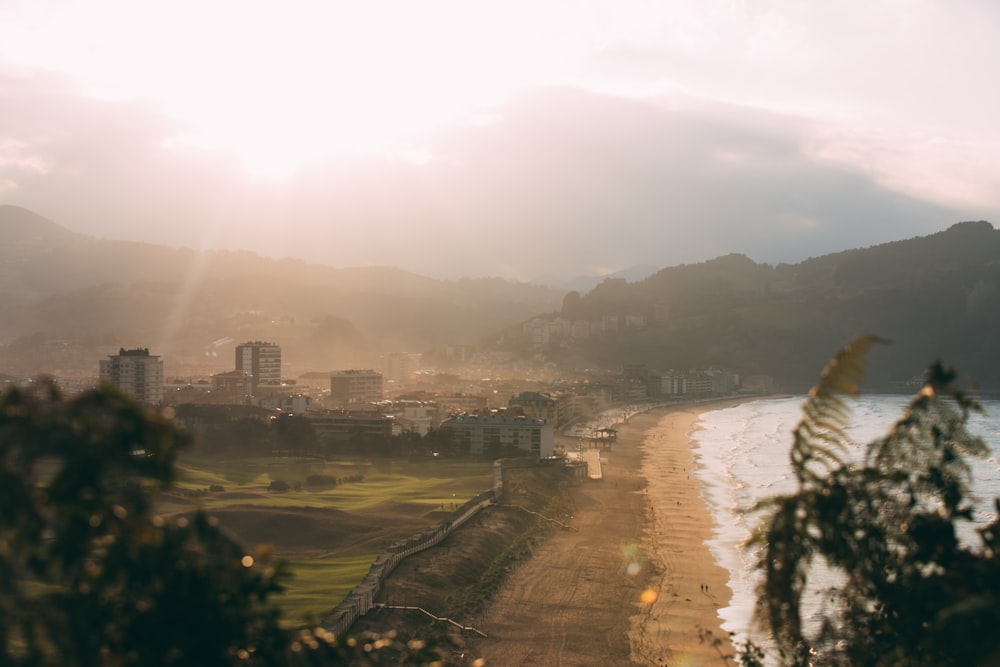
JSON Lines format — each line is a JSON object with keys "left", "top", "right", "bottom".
{"left": 5, "top": 205, "right": 999, "bottom": 391}
{"left": 557, "top": 264, "right": 659, "bottom": 293}
{"left": 0, "top": 204, "right": 79, "bottom": 245}
{"left": 499, "top": 221, "right": 1000, "bottom": 391}
{"left": 0, "top": 206, "right": 566, "bottom": 376}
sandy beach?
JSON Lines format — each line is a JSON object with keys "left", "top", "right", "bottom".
{"left": 631, "top": 402, "right": 744, "bottom": 666}
{"left": 470, "top": 400, "right": 744, "bottom": 666}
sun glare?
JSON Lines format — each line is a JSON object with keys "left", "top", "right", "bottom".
{"left": 151, "top": 35, "right": 510, "bottom": 178}
{"left": 170, "top": 96, "right": 452, "bottom": 180}
{"left": 10, "top": 0, "right": 920, "bottom": 183}
{"left": 2, "top": 0, "right": 645, "bottom": 178}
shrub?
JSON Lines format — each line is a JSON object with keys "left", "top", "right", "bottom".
{"left": 305, "top": 474, "right": 337, "bottom": 488}
{"left": 0, "top": 379, "right": 450, "bottom": 665}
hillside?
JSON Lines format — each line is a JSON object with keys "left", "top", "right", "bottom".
{"left": 508, "top": 220, "right": 1000, "bottom": 390}
{"left": 0, "top": 205, "right": 565, "bottom": 376}
{"left": 5, "top": 205, "right": 999, "bottom": 390}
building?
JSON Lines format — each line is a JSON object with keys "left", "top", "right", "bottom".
{"left": 522, "top": 319, "right": 551, "bottom": 349}
{"left": 297, "top": 371, "right": 335, "bottom": 390}
{"left": 385, "top": 352, "right": 422, "bottom": 383}
{"left": 235, "top": 341, "right": 281, "bottom": 393}
{"left": 704, "top": 368, "right": 738, "bottom": 395}
{"left": 330, "top": 369, "right": 383, "bottom": 405}
{"left": 99, "top": 348, "right": 164, "bottom": 404}
{"left": 211, "top": 370, "right": 252, "bottom": 393}
{"left": 259, "top": 393, "right": 312, "bottom": 413}
{"left": 439, "top": 413, "right": 554, "bottom": 458}
{"left": 435, "top": 394, "right": 489, "bottom": 415}
{"left": 508, "top": 391, "right": 558, "bottom": 424}
{"left": 660, "top": 373, "right": 690, "bottom": 395}
{"left": 660, "top": 369, "right": 737, "bottom": 396}
{"left": 383, "top": 401, "right": 436, "bottom": 436}
{"left": 305, "top": 410, "right": 394, "bottom": 442}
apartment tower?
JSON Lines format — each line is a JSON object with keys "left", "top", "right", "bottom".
{"left": 99, "top": 348, "right": 164, "bottom": 404}
{"left": 235, "top": 341, "right": 282, "bottom": 392}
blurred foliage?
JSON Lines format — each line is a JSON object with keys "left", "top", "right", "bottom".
{"left": 749, "top": 336, "right": 1000, "bottom": 666}
{"left": 0, "top": 379, "right": 451, "bottom": 666}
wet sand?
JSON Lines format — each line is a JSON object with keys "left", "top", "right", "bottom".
{"left": 630, "top": 402, "right": 746, "bottom": 666}
{"left": 471, "top": 400, "right": 745, "bottom": 666}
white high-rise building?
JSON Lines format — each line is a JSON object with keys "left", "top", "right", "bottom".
{"left": 99, "top": 348, "right": 164, "bottom": 404}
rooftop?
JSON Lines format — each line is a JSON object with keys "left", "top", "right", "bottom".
{"left": 116, "top": 348, "right": 153, "bottom": 357}
{"left": 443, "top": 413, "right": 546, "bottom": 426}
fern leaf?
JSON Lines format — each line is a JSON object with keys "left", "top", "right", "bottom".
{"left": 791, "top": 335, "right": 889, "bottom": 484}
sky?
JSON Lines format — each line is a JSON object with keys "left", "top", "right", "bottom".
{"left": 1, "top": 0, "right": 998, "bottom": 283}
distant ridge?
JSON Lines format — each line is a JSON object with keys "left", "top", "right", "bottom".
{"left": 0, "top": 206, "right": 567, "bottom": 373}
{"left": 512, "top": 218, "right": 1000, "bottom": 390}
{"left": 558, "top": 264, "right": 659, "bottom": 292}
{"left": 0, "top": 205, "right": 78, "bottom": 245}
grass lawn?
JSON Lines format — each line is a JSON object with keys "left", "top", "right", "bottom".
{"left": 166, "top": 454, "right": 495, "bottom": 623}
{"left": 173, "top": 456, "right": 494, "bottom": 512}
{"left": 276, "top": 554, "right": 377, "bottom": 626}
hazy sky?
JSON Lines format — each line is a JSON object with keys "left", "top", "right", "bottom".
{"left": 1, "top": 1, "right": 998, "bottom": 282}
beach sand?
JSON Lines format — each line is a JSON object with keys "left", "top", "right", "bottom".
{"left": 631, "top": 402, "right": 745, "bottom": 667}
{"left": 470, "top": 401, "right": 743, "bottom": 666}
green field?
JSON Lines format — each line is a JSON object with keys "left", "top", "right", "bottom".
{"left": 278, "top": 554, "right": 378, "bottom": 626}
{"left": 167, "top": 454, "right": 495, "bottom": 624}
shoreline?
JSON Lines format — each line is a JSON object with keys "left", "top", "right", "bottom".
{"left": 629, "top": 398, "right": 754, "bottom": 666}
{"left": 469, "top": 397, "right": 758, "bottom": 666}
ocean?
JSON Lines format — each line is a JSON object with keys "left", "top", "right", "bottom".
{"left": 688, "top": 394, "right": 1000, "bottom": 645}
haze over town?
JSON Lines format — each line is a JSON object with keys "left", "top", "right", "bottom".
{"left": 2, "top": 1, "right": 999, "bottom": 282}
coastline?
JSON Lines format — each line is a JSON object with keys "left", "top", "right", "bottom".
{"left": 470, "top": 397, "right": 755, "bottom": 666}
{"left": 630, "top": 399, "right": 751, "bottom": 666}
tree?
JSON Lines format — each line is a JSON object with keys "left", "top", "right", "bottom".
{"left": 560, "top": 290, "right": 582, "bottom": 318}
{"left": 750, "top": 336, "right": 1000, "bottom": 666}
{"left": 0, "top": 379, "right": 447, "bottom": 666}
{"left": 270, "top": 413, "right": 317, "bottom": 453}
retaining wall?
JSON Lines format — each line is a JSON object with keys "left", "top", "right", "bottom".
{"left": 323, "top": 459, "right": 510, "bottom": 639}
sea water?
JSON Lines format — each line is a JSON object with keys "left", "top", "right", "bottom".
{"left": 689, "top": 395, "right": 1000, "bottom": 644}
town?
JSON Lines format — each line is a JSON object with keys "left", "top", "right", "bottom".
{"left": 91, "top": 340, "right": 770, "bottom": 460}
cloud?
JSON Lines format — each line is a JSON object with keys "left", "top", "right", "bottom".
{"left": 0, "top": 71, "right": 244, "bottom": 241}
{"left": 324, "top": 88, "right": 962, "bottom": 276}
{"left": 0, "top": 76, "right": 976, "bottom": 282}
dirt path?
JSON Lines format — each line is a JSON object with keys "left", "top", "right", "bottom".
{"left": 469, "top": 448, "right": 649, "bottom": 665}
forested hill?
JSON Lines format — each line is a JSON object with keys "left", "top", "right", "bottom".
{"left": 0, "top": 205, "right": 565, "bottom": 374}
{"left": 540, "top": 220, "right": 1000, "bottom": 391}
